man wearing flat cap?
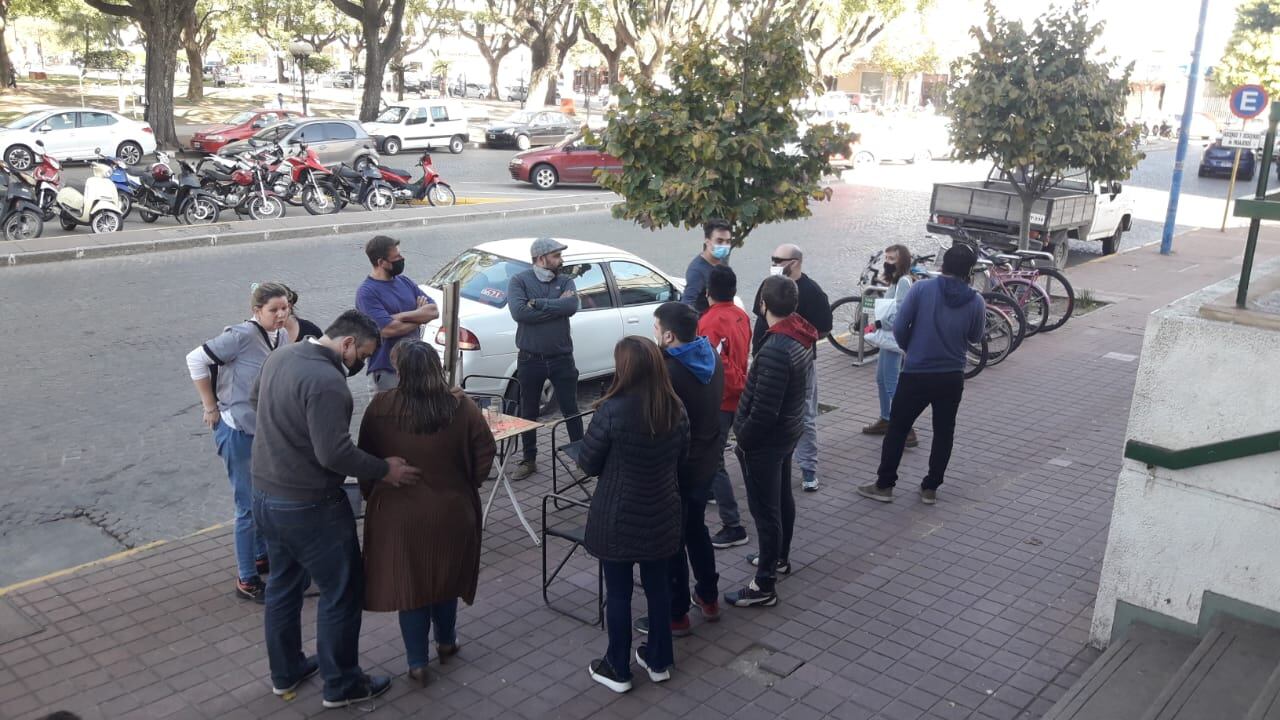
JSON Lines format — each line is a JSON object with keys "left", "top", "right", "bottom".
{"left": 506, "top": 237, "right": 582, "bottom": 480}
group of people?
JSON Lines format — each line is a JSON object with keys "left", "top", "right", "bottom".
{"left": 183, "top": 222, "right": 988, "bottom": 706}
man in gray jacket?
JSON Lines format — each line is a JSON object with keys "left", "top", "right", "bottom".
{"left": 251, "top": 310, "right": 420, "bottom": 709}
{"left": 507, "top": 237, "right": 580, "bottom": 480}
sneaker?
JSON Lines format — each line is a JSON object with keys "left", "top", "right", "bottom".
{"left": 693, "top": 595, "right": 721, "bottom": 622}
{"left": 634, "top": 615, "right": 692, "bottom": 637}
{"left": 636, "top": 645, "right": 671, "bottom": 682}
{"left": 856, "top": 483, "right": 894, "bottom": 503}
{"left": 920, "top": 488, "right": 937, "bottom": 505}
{"left": 236, "top": 576, "right": 266, "bottom": 604}
{"left": 906, "top": 430, "right": 919, "bottom": 448}
{"left": 321, "top": 674, "right": 392, "bottom": 708}
{"left": 710, "top": 525, "right": 749, "bottom": 549}
{"left": 801, "top": 471, "right": 819, "bottom": 492}
{"left": 589, "top": 658, "right": 632, "bottom": 693}
{"left": 509, "top": 459, "right": 537, "bottom": 481}
{"left": 747, "top": 554, "right": 791, "bottom": 575}
{"left": 272, "top": 655, "right": 319, "bottom": 696}
{"left": 724, "top": 580, "right": 778, "bottom": 607}
{"left": 862, "top": 418, "right": 890, "bottom": 435}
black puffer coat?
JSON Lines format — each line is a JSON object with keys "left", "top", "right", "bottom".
{"left": 734, "top": 314, "right": 817, "bottom": 455}
{"left": 578, "top": 394, "right": 688, "bottom": 562}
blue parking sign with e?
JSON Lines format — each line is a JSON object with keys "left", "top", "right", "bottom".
{"left": 1230, "top": 85, "right": 1269, "bottom": 119}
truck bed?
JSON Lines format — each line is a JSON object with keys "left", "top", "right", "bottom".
{"left": 931, "top": 181, "right": 1094, "bottom": 232}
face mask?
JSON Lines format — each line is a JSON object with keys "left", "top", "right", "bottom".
{"left": 711, "top": 245, "right": 731, "bottom": 261}
{"left": 533, "top": 266, "right": 556, "bottom": 282}
{"left": 388, "top": 258, "right": 406, "bottom": 277}
{"left": 342, "top": 342, "right": 365, "bottom": 377}
{"left": 769, "top": 265, "right": 785, "bottom": 277}
{"left": 883, "top": 262, "right": 896, "bottom": 276}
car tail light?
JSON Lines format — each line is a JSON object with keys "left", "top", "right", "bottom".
{"left": 935, "top": 215, "right": 957, "bottom": 226}
{"left": 435, "top": 327, "right": 481, "bottom": 351}
{"left": 142, "top": 125, "right": 154, "bottom": 134}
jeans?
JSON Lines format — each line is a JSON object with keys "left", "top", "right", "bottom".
{"left": 739, "top": 449, "right": 795, "bottom": 592}
{"left": 213, "top": 422, "right": 266, "bottom": 582}
{"left": 876, "top": 372, "right": 965, "bottom": 490}
{"left": 710, "top": 411, "right": 743, "bottom": 528}
{"left": 517, "top": 352, "right": 582, "bottom": 461}
{"left": 876, "top": 350, "right": 904, "bottom": 421}
{"left": 670, "top": 495, "right": 719, "bottom": 618}
{"left": 397, "top": 600, "right": 458, "bottom": 670}
{"left": 253, "top": 491, "right": 365, "bottom": 701}
{"left": 794, "top": 362, "right": 819, "bottom": 476}
{"left": 368, "top": 370, "right": 399, "bottom": 394}
{"left": 602, "top": 558, "right": 672, "bottom": 679}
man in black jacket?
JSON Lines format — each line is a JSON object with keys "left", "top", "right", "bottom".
{"left": 507, "top": 237, "right": 581, "bottom": 480}
{"left": 728, "top": 276, "right": 818, "bottom": 607}
{"left": 752, "top": 244, "right": 832, "bottom": 492}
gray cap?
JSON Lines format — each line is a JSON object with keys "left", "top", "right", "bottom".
{"left": 530, "top": 237, "right": 568, "bottom": 259}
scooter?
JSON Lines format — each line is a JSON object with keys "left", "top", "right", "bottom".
{"left": 54, "top": 158, "right": 125, "bottom": 233}
{"left": 328, "top": 161, "right": 395, "bottom": 212}
{"left": 134, "top": 151, "right": 221, "bottom": 225}
{"left": 95, "top": 150, "right": 146, "bottom": 219}
{"left": 376, "top": 151, "right": 456, "bottom": 206}
{"left": 0, "top": 161, "right": 45, "bottom": 241}
{"left": 25, "top": 140, "right": 63, "bottom": 221}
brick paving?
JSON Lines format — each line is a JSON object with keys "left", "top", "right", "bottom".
{"left": 2, "top": 229, "right": 1276, "bottom": 720}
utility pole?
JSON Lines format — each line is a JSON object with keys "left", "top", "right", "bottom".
{"left": 1160, "top": 0, "right": 1210, "bottom": 255}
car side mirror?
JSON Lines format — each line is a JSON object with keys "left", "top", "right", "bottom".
{"left": 36, "top": 125, "right": 51, "bottom": 133}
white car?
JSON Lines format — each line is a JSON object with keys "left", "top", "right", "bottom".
{"left": 1, "top": 107, "right": 156, "bottom": 171}
{"left": 364, "top": 99, "right": 469, "bottom": 155}
{"left": 418, "top": 238, "right": 695, "bottom": 411}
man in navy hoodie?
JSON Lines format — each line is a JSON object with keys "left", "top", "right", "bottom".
{"left": 859, "top": 244, "right": 986, "bottom": 505}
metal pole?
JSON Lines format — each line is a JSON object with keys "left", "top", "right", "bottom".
{"left": 1160, "top": 0, "right": 1211, "bottom": 255}
{"left": 1236, "top": 104, "right": 1280, "bottom": 308}
{"left": 1221, "top": 147, "right": 1241, "bottom": 232}
{"left": 299, "top": 57, "right": 309, "bottom": 116}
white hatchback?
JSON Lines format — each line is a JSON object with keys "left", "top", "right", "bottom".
{"left": 419, "top": 238, "right": 696, "bottom": 410}
{"left": 1, "top": 107, "right": 156, "bottom": 170}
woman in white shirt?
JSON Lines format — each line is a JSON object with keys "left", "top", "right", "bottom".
{"left": 863, "top": 245, "right": 918, "bottom": 448}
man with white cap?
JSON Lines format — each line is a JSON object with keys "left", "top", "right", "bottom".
{"left": 507, "top": 237, "right": 582, "bottom": 480}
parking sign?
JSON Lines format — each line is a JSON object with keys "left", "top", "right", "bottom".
{"left": 1230, "top": 85, "right": 1269, "bottom": 119}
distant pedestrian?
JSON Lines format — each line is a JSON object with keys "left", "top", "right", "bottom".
{"left": 277, "top": 92, "right": 285, "bottom": 109}
{"left": 579, "top": 337, "right": 688, "bottom": 694}
{"left": 282, "top": 285, "right": 324, "bottom": 343}
{"left": 355, "top": 235, "right": 439, "bottom": 394}
{"left": 506, "top": 237, "right": 581, "bottom": 481}
{"left": 726, "top": 275, "right": 816, "bottom": 608}
{"left": 696, "top": 266, "right": 753, "bottom": 549}
{"left": 185, "top": 282, "right": 291, "bottom": 603}
{"left": 861, "top": 245, "right": 919, "bottom": 448}
{"left": 858, "top": 244, "right": 986, "bottom": 505}
{"left": 680, "top": 219, "right": 733, "bottom": 315}
{"left": 357, "top": 341, "right": 496, "bottom": 688}
{"left": 752, "top": 244, "right": 832, "bottom": 491}
{"left": 251, "top": 310, "right": 421, "bottom": 707}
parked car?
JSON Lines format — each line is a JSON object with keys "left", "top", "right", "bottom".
{"left": 848, "top": 92, "right": 878, "bottom": 112}
{"left": 506, "top": 84, "right": 529, "bottom": 102}
{"left": 332, "top": 72, "right": 358, "bottom": 89}
{"left": 365, "top": 99, "right": 469, "bottom": 155}
{"left": 218, "top": 119, "right": 378, "bottom": 169}
{"left": 508, "top": 134, "right": 622, "bottom": 190}
{"left": 1199, "top": 141, "right": 1256, "bottom": 180}
{"left": 189, "top": 109, "right": 304, "bottom": 154}
{"left": 455, "top": 82, "right": 489, "bottom": 99}
{"left": 1, "top": 107, "right": 156, "bottom": 170}
{"left": 484, "top": 110, "right": 577, "bottom": 150}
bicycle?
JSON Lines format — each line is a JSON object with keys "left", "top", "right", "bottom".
{"left": 827, "top": 248, "right": 938, "bottom": 357}
{"left": 951, "top": 229, "right": 1076, "bottom": 332}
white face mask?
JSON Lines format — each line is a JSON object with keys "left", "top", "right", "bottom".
{"left": 769, "top": 265, "right": 786, "bottom": 277}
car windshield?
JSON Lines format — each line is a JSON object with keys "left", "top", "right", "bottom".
{"left": 376, "top": 106, "right": 407, "bottom": 123}
{"left": 253, "top": 122, "right": 294, "bottom": 140}
{"left": 5, "top": 111, "right": 47, "bottom": 130}
{"left": 504, "top": 111, "right": 536, "bottom": 125}
{"left": 429, "top": 249, "right": 532, "bottom": 308}
{"left": 225, "top": 111, "right": 256, "bottom": 125}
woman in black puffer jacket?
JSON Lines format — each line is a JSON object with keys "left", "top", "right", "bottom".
{"left": 578, "top": 336, "right": 689, "bottom": 694}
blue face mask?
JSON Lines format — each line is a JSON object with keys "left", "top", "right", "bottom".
{"left": 711, "top": 245, "right": 731, "bottom": 261}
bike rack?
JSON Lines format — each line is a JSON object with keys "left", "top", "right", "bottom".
{"left": 849, "top": 285, "right": 886, "bottom": 367}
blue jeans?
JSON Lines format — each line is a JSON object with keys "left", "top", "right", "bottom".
{"left": 794, "top": 362, "right": 818, "bottom": 476}
{"left": 398, "top": 601, "right": 458, "bottom": 669}
{"left": 711, "top": 410, "right": 743, "bottom": 528}
{"left": 876, "top": 350, "right": 904, "bottom": 421}
{"left": 602, "top": 558, "right": 672, "bottom": 679}
{"left": 253, "top": 491, "right": 365, "bottom": 701}
{"left": 213, "top": 422, "right": 266, "bottom": 582}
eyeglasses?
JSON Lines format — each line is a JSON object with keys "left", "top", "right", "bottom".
{"left": 770, "top": 256, "right": 796, "bottom": 265}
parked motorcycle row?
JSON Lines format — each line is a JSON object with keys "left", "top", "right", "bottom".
{"left": 0, "top": 140, "right": 456, "bottom": 242}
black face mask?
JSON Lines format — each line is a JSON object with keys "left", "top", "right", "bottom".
{"left": 883, "top": 262, "right": 897, "bottom": 276}
{"left": 388, "top": 258, "right": 406, "bottom": 276}
{"left": 345, "top": 358, "right": 365, "bottom": 377}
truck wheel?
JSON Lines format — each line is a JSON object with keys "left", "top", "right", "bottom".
{"left": 1050, "top": 234, "right": 1069, "bottom": 268}
{"left": 1102, "top": 225, "right": 1122, "bottom": 255}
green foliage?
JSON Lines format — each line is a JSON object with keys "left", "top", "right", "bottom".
{"left": 303, "top": 54, "right": 335, "bottom": 73}
{"left": 870, "top": 15, "right": 938, "bottom": 79}
{"left": 1214, "top": 0, "right": 1280, "bottom": 96}
{"left": 947, "top": 0, "right": 1142, "bottom": 247}
{"left": 592, "top": 2, "right": 852, "bottom": 245}
{"left": 76, "top": 48, "right": 133, "bottom": 71}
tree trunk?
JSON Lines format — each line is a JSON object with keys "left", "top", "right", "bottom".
{"left": 185, "top": 44, "right": 203, "bottom": 102}
{"left": 604, "top": 49, "right": 621, "bottom": 86}
{"left": 1017, "top": 192, "right": 1033, "bottom": 251}
{"left": 358, "top": 17, "right": 385, "bottom": 121}
{"left": 0, "top": 26, "right": 12, "bottom": 92}
{"left": 486, "top": 57, "right": 501, "bottom": 102}
{"left": 529, "top": 37, "right": 553, "bottom": 106}
{"left": 143, "top": 12, "right": 186, "bottom": 149}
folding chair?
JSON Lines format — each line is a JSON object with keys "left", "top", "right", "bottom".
{"left": 551, "top": 410, "right": 596, "bottom": 506}
{"left": 461, "top": 374, "right": 520, "bottom": 416}
{"left": 541, "top": 492, "right": 603, "bottom": 627}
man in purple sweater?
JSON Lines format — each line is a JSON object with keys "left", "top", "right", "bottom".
{"left": 858, "top": 244, "right": 986, "bottom": 506}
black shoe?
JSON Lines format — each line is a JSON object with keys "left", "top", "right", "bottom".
{"left": 255, "top": 556, "right": 270, "bottom": 576}
{"left": 322, "top": 675, "right": 392, "bottom": 708}
{"left": 636, "top": 645, "right": 670, "bottom": 682}
{"left": 747, "top": 553, "right": 791, "bottom": 575}
{"left": 588, "top": 658, "right": 632, "bottom": 693}
{"left": 272, "top": 655, "right": 319, "bottom": 696}
{"left": 725, "top": 580, "right": 778, "bottom": 607}
{"left": 710, "top": 525, "right": 749, "bottom": 549}
{"left": 236, "top": 576, "right": 266, "bottom": 604}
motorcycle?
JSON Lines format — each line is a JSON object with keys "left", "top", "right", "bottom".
{"left": 328, "top": 161, "right": 395, "bottom": 212}
{"left": 134, "top": 151, "right": 221, "bottom": 225}
{"left": 23, "top": 140, "right": 63, "bottom": 221}
{"left": 376, "top": 151, "right": 456, "bottom": 206}
{"left": 197, "top": 149, "right": 286, "bottom": 220}
{"left": 54, "top": 158, "right": 125, "bottom": 233}
{"left": 0, "top": 161, "right": 45, "bottom": 241}
{"left": 95, "top": 150, "right": 147, "bottom": 219}
{"left": 262, "top": 143, "right": 341, "bottom": 216}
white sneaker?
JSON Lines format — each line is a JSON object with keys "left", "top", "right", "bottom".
{"left": 635, "top": 645, "right": 670, "bottom": 682}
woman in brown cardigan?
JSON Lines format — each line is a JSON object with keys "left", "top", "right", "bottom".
{"left": 357, "top": 340, "right": 496, "bottom": 687}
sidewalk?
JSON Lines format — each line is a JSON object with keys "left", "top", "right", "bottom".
{"left": 1, "top": 227, "right": 1275, "bottom": 720}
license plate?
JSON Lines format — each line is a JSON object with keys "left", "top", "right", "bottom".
{"left": 1029, "top": 212, "right": 1046, "bottom": 224}
{"left": 191, "top": 141, "right": 202, "bottom": 148}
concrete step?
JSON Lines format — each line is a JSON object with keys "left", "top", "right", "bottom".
{"left": 1042, "top": 622, "right": 1198, "bottom": 720}
{"left": 1141, "top": 616, "right": 1280, "bottom": 720}
{"left": 1246, "top": 662, "right": 1280, "bottom": 720}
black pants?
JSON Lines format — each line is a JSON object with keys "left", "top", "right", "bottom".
{"left": 602, "top": 558, "right": 672, "bottom": 678}
{"left": 669, "top": 492, "right": 719, "bottom": 618}
{"left": 516, "top": 351, "right": 582, "bottom": 461}
{"left": 876, "top": 371, "right": 965, "bottom": 490}
{"left": 739, "top": 448, "right": 795, "bottom": 592}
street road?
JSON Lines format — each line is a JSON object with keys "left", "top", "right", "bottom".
{"left": 0, "top": 140, "right": 1253, "bottom": 583}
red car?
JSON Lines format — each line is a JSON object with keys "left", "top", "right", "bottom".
{"left": 508, "top": 134, "right": 622, "bottom": 190}
{"left": 189, "top": 109, "right": 303, "bottom": 154}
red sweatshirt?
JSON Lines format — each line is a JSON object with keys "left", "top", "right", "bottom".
{"left": 698, "top": 301, "right": 753, "bottom": 413}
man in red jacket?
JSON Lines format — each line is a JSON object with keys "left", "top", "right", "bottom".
{"left": 697, "top": 266, "right": 753, "bottom": 549}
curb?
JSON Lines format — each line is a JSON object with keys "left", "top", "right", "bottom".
{"left": 2, "top": 200, "right": 618, "bottom": 268}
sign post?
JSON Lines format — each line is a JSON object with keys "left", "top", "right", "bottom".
{"left": 1221, "top": 85, "right": 1270, "bottom": 232}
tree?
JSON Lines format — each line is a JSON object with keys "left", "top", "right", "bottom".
{"left": 869, "top": 14, "right": 938, "bottom": 105}
{"left": 237, "top": 0, "right": 349, "bottom": 84}
{"left": 83, "top": 0, "right": 199, "bottom": 149}
{"left": 803, "top": 0, "right": 907, "bottom": 88}
{"left": 1214, "top": 0, "right": 1280, "bottom": 97}
{"left": 594, "top": 1, "right": 851, "bottom": 245}
{"left": 181, "top": 1, "right": 228, "bottom": 102}
{"left": 518, "top": 0, "right": 579, "bottom": 106}
{"left": 578, "top": 0, "right": 628, "bottom": 86}
{"left": 330, "top": 0, "right": 409, "bottom": 121}
{"left": 947, "top": 0, "right": 1141, "bottom": 250}
{"left": 459, "top": 0, "right": 523, "bottom": 100}
{"left": 389, "top": 0, "right": 462, "bottom": 100}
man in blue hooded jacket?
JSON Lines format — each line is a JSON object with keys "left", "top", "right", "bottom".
{"left": 859, "top": 244, "right": 986, "bottom": 505}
